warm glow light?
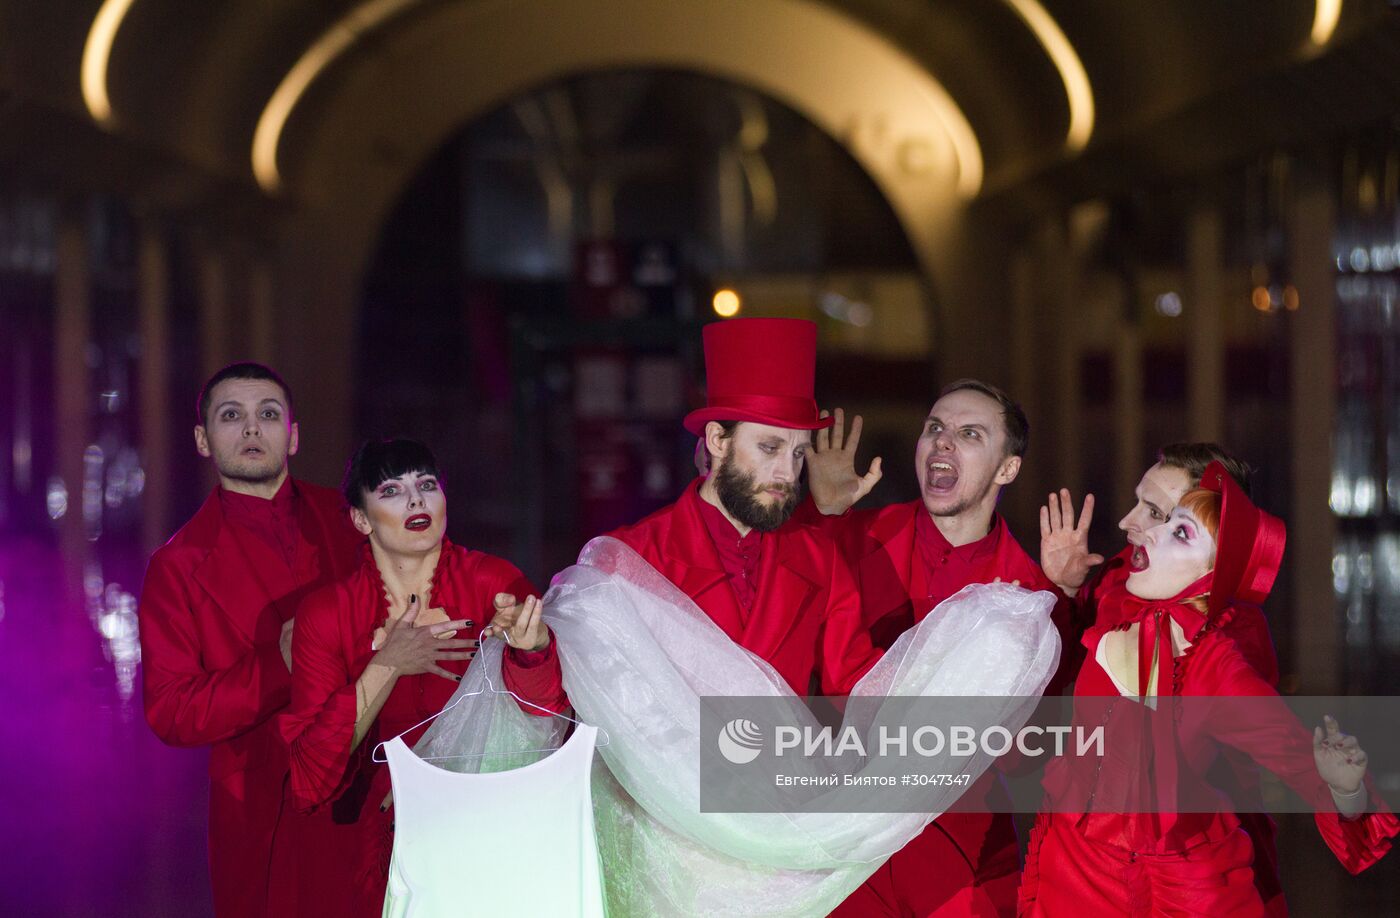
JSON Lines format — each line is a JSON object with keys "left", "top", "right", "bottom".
{"left": 1002, "top": 0, "right": 1095, "bottom": 152}
{"left": 1251, "top": 286, "right": 1272, "bottom": 312}
{"left": 81, "top": 0, "right": 138, "bottom": 126}
{"left": 1283, "top": 284, "right": 1300, "bottom": 311}
{"left": 252, "top": 0, "right": 420, "bottom": 193}
{"left": 1311, "top": 0, "right": 1343, "bottom": 48}
{"left": 713, "top": 289, "right": 742, "bottom": 318}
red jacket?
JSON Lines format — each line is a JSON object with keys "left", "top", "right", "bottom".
{"left": 138, "top": 480, "right": 363, "bottom": 918}
{"left": 606, "top": 478, "right": 881, "bottom": 696}
{"left": 1020, "top": 600, "right": 1399, "bottom": 917}
{"left": 808, "top": 499, "right": 1066, "bottom": 918}
{"left": 1080, "top": 545, "right": 1285, "bottom": 913}
{"left": 277, "top": 540, "right": 566, "bottom": 918}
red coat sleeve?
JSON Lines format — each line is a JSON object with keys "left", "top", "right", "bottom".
{"left": 139, "top": 549, "right": 292, "bottom": 747}
{"left": 279, "top": 584, "right": 361, "bottom": 812}
{"left": 816, "top": 546, "right": 884, "bottom": 694}
{"left": 480, "top": 563, "right": 570, "bottom": 716}
{"left": 1197, "top": 638, "right": 1399, "bottom": 874}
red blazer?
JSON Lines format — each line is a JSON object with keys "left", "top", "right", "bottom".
{"left": 277, "top": 541, "right": 566, "bottom": 918}
{"left": 138, "top": 480, "right": 363, "bottom": 918}
{"left": 803, "top": 499, "right": 1064, "bottom": 917}
{"left": 606, "top": 478, "right": 881, "bottom": 696}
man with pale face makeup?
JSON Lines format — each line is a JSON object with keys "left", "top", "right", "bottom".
{"left": 805, "top": 381, "right": 1066, "bottom": 917}
{"left": 138, "top": 362, "right": 363, "bottom": 918}
{"left": 1039, "top": 443, "right": 1275, "bottom": 678}
{"left": 606, "top": 318, "right": 883, "bottom": 698}
{"left": 1038, "top": 443, "right": 1286, "bottom": 914}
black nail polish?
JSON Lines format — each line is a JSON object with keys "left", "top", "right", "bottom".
{"left": 410, "top": 593, "right": 417, "bottom": 603}
{"left": 379, "top": 804, "right": 387, "bottom": 812}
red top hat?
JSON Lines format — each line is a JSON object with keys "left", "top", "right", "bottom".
{"left": 1199, "top": 460, "right": 1286, "bottom": 615}
{"left": 683, "top": 318, "right": 835, "bottom": 435}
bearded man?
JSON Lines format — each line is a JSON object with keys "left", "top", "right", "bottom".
{"left": 606, "top": 317, "right": 883, "bottom": 698}
{"left": 803, "top": 381, "right": 1070, "bottom": 917}
{"left": 138, "top": 362, "right": 363, "bottom": 917}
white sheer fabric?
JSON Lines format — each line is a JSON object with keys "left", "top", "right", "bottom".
{"left": 417, "top": 537, "right": 1060, "bottom": 917}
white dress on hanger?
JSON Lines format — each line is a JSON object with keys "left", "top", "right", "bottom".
{"left": 381, "top": 724, "right": 607, "bottom": 918}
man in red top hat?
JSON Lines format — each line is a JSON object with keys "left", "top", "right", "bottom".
{"left": 802, "top": 382, "right": 1071, "bottom": 917}
{"left": 606, "top": 317, "right": 883, "bottom": 698}
{"left": 138, "top": 362, "right": 364, "bottom": 917}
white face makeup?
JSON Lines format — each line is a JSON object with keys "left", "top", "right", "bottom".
{"left": 352, "top": 470, "right": 447, "bottom": 556}
{"left": 1125, "top": 505, "right": 1216, "bottom": 600}
{"left": 706, "top": 421, "right": 808, "bottom": 531}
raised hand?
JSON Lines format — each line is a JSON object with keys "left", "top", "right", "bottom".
{"left": 1314, "top": 714, "right": 1368, "bottom": 796}
{"left": 371, "top": 595, "right": 476, "bottom": 681}
{"left": 807, "top": 407, "right": 883, "bottom": 516}
{"left": 480, "top": 593, "right": 552, "bottom": 652}
{"left": 1039, "top": 489, "right": 1104, "bottom": 596}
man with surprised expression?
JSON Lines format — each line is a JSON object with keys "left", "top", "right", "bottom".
{"left": 606, "top": 318, "right": 884, "bottom": 700}
{"left": 138, "top": 362, "right": 363, "bottom": 918}
{"left": 804, "top": 380, "right": 1069, "bottom": 918}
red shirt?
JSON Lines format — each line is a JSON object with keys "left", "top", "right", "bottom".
{"left": 696, "top": 491, "right": 763, "bottom": 611}
{"left": 219, "top": 476, "right": 301, "bottom": 569}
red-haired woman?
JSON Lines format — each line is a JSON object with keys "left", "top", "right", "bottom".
{"left": 1019, "top": 462, "right": 1397, "bottom": 915}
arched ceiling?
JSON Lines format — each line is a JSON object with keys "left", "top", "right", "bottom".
{"left": 5, "top": 0, "right": 1392, "bottom": 209}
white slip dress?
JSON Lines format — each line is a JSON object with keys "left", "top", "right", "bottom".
{"left": 382, "top": 723, "right": 607, "bottom": 917}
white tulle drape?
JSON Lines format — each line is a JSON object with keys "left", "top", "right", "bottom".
{"left": 416, "top": 537, "right": 1059, "bottom": 917}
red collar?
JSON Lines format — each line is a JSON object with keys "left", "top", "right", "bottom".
{"left": 218, "top": 477, "right": 299, "bottom": 564}
{"left": 695, "top": 489, "right": 764, "bottom": 610}
{"left": 218, "top": 475, "right": 295, "bottom": 519}
{"left": 1090, "top": 574, "right": 1213, "bottom": 697}
{"left": 913, "top": 507, "right": 1001, "bottom": 563}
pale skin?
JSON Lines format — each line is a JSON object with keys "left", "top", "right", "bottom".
{"left": 1108, "top": 509, "right": 1370, "bottom": 812}
{"left": 809, "top": 393, "right": 1021, "bottom": 548}
{"left": 352, "top": 470, "right": 550, "bottom": 811}
{"left": 699, "top": 420, "right": 810, "bottom": 535}
{"left": 193, "top": 377, "right": 301, "bottom": 671}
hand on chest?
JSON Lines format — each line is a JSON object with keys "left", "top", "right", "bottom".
{"left": 371, "top": 606, "right": 462, "bottom": 651}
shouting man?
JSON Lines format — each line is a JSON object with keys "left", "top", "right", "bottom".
{"left": 804, "top": 381, "right": 1069, "bottom": 917}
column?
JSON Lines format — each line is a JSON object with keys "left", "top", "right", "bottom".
{"left": 249, "top": 258, "right": 276, "bottom": 365}
{"left": 1113, "top": 314, "right": 1144, "bottom": 510}
{"left": 1186, "top": 206, "right": 1226, "bottom": 442}
{"left": 198, "top": 244, "right": 229, "bottom": 380}
{"left": 1288, "top": 182, "right": 1338, "bottom": 695}
{"left": 137, "top": 222, "right": 172, "bottom": 552}
{"left": 54, "top": 209, "right": 91, "bottom": 564}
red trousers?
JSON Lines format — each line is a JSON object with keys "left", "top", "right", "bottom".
{"left": 1018, "top": 814, "right": 1262, "bottom": 918}
{"left": 829, "top": 816, "right": 1021, "bottom": 917}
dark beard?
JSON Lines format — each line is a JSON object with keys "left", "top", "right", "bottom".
{"left": 714, "top": 457, "right": 802, "bottom": 532}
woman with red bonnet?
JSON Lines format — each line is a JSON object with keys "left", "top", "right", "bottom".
{"left": 276, "top": 438, "right": 568, "bottom": 917}
{"left": 1019, "top": 461, "right": 1397, "bottom": 916}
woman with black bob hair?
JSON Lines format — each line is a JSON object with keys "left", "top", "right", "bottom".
{"left": 278, "top": 438, "right": 567, "bottom": 917}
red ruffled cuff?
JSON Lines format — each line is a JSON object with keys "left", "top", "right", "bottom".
{"left": 1313, "top": 789, "right": 1400, "bottom": 875}
{"left": 285, "top": 682, "right": 361, "bottom": 813}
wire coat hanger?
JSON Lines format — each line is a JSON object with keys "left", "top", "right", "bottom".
{"left": 372, "top": 639, "right": 609, "bottom": 763}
